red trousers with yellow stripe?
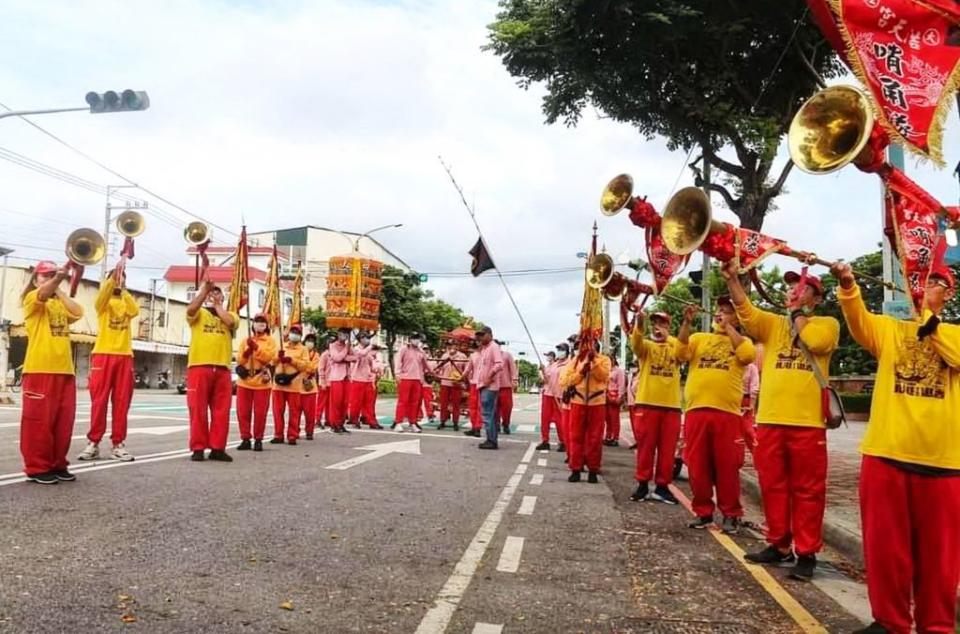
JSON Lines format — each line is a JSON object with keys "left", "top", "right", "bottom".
{"left": 187, "top": 365, "right": 232, "bottom": 452}
{"left": 87, "top": 353, "right": 134, "bottom": 445}
{"left": 20, "top": 373, "right": 76, "bottom": 476}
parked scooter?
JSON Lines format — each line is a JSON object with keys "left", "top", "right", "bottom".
{"left": 134, "top": 371, "right": 150, "bottom": 389}
{"left": 157, "top": 370, "right": 170, "bottom": 390}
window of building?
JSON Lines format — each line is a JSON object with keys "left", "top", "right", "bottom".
{"left": 186, "top": 286, "right": 197, "bottom": 302}
{"left": 258, "top": 288, "right": 265, "bottom": 308}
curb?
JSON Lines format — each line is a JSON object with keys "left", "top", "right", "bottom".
{"left": 740, "top": 472, "right": 864, "bottom": 567}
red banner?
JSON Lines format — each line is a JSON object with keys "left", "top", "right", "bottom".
{"left": 735, "top": 228, "right": 788, "bottom": 271}
{"left": 886, "top": 184, "right": 944, "bottom": 315}
{"left": 827, "top": 0, "right": 960, "bottom": 164}
{"left": 645, "top": 226, "right": 689, "bottom": 295}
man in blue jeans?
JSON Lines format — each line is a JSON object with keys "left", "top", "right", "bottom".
{"left": 474, "top": 326, "right": 504, "bottom": 450}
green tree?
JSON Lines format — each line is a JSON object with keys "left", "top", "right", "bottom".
{"left": 421, "top": 299, "right": 470, "bottom": 351}
{"left": 517, "top": 358, "right": 539, "bottom": 390}
{"left": 302, "top": 307, "right": 332, "bottom": 345}
{"left": 380, "top": 266, "right": 430, "bottom": 372}
{"left": 486, "top": 0, "right": 844, "bottom": 230}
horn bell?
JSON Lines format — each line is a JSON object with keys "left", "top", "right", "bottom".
{"left": 788, "top": 85, "right": 875, "bottom": 175}
{"left": 184, "top": 221, "right": 210, "bottom": 245}
{"left": 65, "top": 228, "right": 106, "bottom": 266}
{"left": 661, "top": 187, "right": 722, "bottom": 255}
{"left": 600, "top": 174, "right": 634, "bottom": 216}
{"left": 585, "top": 253, "right": 615, "bottom": 289}
{"left": 116, "top": 210, "right": 145, "bottom": 238}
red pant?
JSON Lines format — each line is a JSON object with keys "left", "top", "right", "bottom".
{"left": 395, "top": 379, "right": 422, "bottom": 424}
{"left": 418, "top": 385, "right": 435, "bottom": 420}
{"left": 540, "top": 394, "right": 562, "bottom": 443}
{"left": 438, "top": 384, "right": 462, "bottom": 423}
{"left": 861, "top": 455, "right": 960, "bottom": 633}
{"left": 87, "top": 353, "right": 133, "bottom": 445}
{"left": 272, "top": 390, "right": 302, "bottom": 441}
{"left": 737, "top": 410, "right": 757, "bottom": 467}
{"left": 755, "top": 424, "right": 827, "bottom": 556}
{"left": 20, "top": 373, "right": 76, "bottom": 476}
{"left": 496, "top": 387, "right": 514, "bottom": 427}
{"left": 327, "top": 380, "right": 349, "bottom": 427}
{"left": 634, "top": 406, "right": 681, "bottom": 485}
{"left": 559, "top": 406, "right": 570, "bottom": 446}
{"left": 317, "top": 387, "right": 329, "bottom": 425}
{"left": 301, "top": 391, "right": 317, "bottom": 436}
{"left": 683, "top": 408, "right": 743, "bottom": 518}
{"left": 628, "top": 405, "right": 640, "bottom": 443}
{"left": 604, "top": 402, "right": 622, "bottom": 441}
{"left": 348, "top": 381, "right": 376, "bottom": 425}
{"left": 187, "top": 366, "right": 232, "bottom": 452}
{"left": 567, "top": 403, "right": 605, "bottom": 472}
{"left": 236, "top": 387, "right": 270, "bottom": 440}
{"left": 468, "top": 384, "right": 481, "bottom": 430}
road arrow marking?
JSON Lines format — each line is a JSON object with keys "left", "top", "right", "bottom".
{"left": 325, "top": 439, "right": 421, "bottom": 470}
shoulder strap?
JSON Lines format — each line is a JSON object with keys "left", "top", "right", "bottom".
{"left": 789, "top": 317, "right": 829, "bottom": 389}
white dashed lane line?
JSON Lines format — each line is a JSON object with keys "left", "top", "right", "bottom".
{"left": 517, "top": 495, "right": 537, "bottom": 516}
{"left": 530, "top": 473, "right": 543, "bottom": 486}
{"left": 536, "top": 458, "right": 547, "bottom": 467}
{"left": 496, "top": 536, "right": 525, "bottom": 573}
{"left": 472, "top": 624, "right": 504, "bottom": 634}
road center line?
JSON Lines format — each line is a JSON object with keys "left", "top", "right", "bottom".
{"left": 520, "top": 441, "right": 536, "bottom": 464}
{"left": 495, "top": 536, "right": 524, "bottom": 573}
{"left": 415, "top": 442, "right": 534, "bottom": 634}
{"left": 530, "top": 473, "right": 543, "bottom": 486}
{"left": 536, "top": 458, "right": 547, "bottom": 467}
{"left": 517, "top": 495, "right": 537, "bottom": 516}
{"left": 472, "top": 624, "right": 504, "bottom": 634}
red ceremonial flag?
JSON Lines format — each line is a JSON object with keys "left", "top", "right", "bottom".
{"left": 645, "top": 225, "right": 689, "bottom": 295}
{"left": 816, "top": 0, "right": 960, "bottom": 164}
{"left": 885, "top": 184, "right": 944, "bottom": 315}
{"left": 227, "top": 226, "right": 249, "bottom": 313}
{"left": 735, "top": 228, "right": 788, "bottom": 272}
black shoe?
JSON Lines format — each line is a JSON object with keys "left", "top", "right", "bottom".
{"left": 269, "top": 438, "right": 284, "bottom": 444}
{"left": 437, "top": 423, "right": 447, "bottom": 430}
{"left": 369, "top": 424, "right": 384, "bottom": 430}
{"left": 630, "top": 482, "right": 649, "bottom": 501}
{"left": 463, "top": 429, "right": 481, "bottom": 437}
{"left": 535, "top": 442, "right": 550, "bottom": 451}
{"left": 651, "top": 485, "right": 679, "bottom": 505}
{"left": 721, "top": 516, "right": 741, "bottom": 535}
{"left": 568, "top": 471, "right": 581, "bottom": 483}
{"left": 287, "top": 439, "right": 297, "bottom": 445}
{"left": 237, "top": 439, "right": 252, "bottom": 451}
{"left": 352, "top": 423, "right": 362, "bottom": 429}
{"left": 629, "top": 443, "right": 638, "bottom": 450}
{"left": 253, "top": 440, "right": 263, "bottom": 452}
{"left": 208, "top": 450, "right": 233, "bottom": 462}
{"left": 501, "top": 426, "right": 511, "bottom": 435}
{"left": 789, "top": 554, "right": 816, "bottom": 581}
{"left": 744, "top": 545, "right": 796, "bottom": 565}
{"left": 556, "top": 443, "right": 566, "bottom": 453}
{"left": 602, "top": 439, "right": 613, "bottom": 447}
{"left": 587, "top": 471, "right": 599, "bottom": 484}
{"left": 689, "top": 516, "right": 714, "bottom": 529}
{"left": 609, "top": 439, "right": 619, "bottom": 447}
{"left": 52, "top": 469, "right": 76, "bottom": 482}
{"left": 852, "top": 622, "right": 890, "bottom": 634}
{"left": 27, "top": 472, "right": 58, "bottom": 485}
{"left": 478, "top": 440, "right": 498, "bottom": 450}
{"left": 673, "top": 457, "right": 685, "bottom": 480}
{"left": 453, "top": 424, "right": 459, "bottom": 431}
{"left": 190, "top": 450, "right": 206, "bottom": 461}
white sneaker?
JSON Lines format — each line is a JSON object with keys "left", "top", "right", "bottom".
{"left": 110, "top": 444, "right": 135, "bottom": 462}
{"left": 77, "top": 442, "right": 99, "bottom": 461}
{"left": 397, "top": 422, "right": 408, "bottom": 433}
{"left": 412, "top": 424, "right": 423, "bottom": 434}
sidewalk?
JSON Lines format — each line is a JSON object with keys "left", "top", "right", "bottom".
{"left": 740, "top": 421, "right": 867, "bottom": 565}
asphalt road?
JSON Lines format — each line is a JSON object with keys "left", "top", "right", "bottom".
{"left": 0, "top": 391, "right": 871, "bottom": 633}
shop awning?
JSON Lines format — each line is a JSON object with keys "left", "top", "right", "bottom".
{"left": 131, "top": 339, "right": 189, "bottom": 356}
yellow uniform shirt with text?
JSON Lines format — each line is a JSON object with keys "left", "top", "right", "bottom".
{"left": 629, "top": 330, "right": 682, "bottom": 409}
{"left": 22, "top": 290, "right": 82, "bottom": 375}
{"left": 680, "top": 332, "right": 755, "bottom": 415}
{"left": 92, "top": 277, "right": 140, "bottom": 356}
{"left": 186, "top": 308, "right": 238, "bottom": 368}
{"left": 735, "top": 299, "right": 839, "bottom": 428}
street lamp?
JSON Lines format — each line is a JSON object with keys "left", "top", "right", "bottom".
{"left": 0, "top": 89, "right": 150, "bottom": 122}
{"left": 332, "top": 224, "right": 403, "bottom": 253}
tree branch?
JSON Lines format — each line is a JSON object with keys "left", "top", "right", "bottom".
{"left": 700, "top": 138, "right": 746, "bottom": 180}
{"left": 794, "top": 39, "right": 826, "bottom": 90}
{"left": 690, "top": 163, "right": 740, "bottom": 212}
{"left": 760, "top": 159, "right": 794, "bottom": 206}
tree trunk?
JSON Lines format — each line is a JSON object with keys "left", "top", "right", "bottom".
{"left": 386, "top": 332, "right": 397, "bottom": 380}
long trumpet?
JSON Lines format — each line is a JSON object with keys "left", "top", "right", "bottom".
{"left": 65, "top": 228, "right": 106, "bottom": 297}
{"left": 183, "top": 221, "right": 211, "bottom": 287}
{"left": 660, "top": 186, "right": 903, "bottom": 291}
{"left": 112, "top": 210, "right": 145, "bottom": 283}
{"left": 586, "top": 253, "right": 700, "bottom": 307}
{"left": 788, "top": 85, "right": 875, "bottom": 175}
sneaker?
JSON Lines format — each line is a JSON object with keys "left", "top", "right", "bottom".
{"left": 237, "top": 439, "right": 252, "bottom": 451}
{"left": 478, "top": 440, "right": 498, "bottom": 450}
{"left": 402, "top": 422, "right": 411, "bottom": 433}
{"left": 352, "top": 423, "right": 362, "bottom": 429}
{"left": 556, "top": 443, "right": 566, "bottom": 453}
{"left": 628, "top": 443, "right": 638, "bottom": 450}
{"left": 253, "top": 440, "right": 263, "bottom": 452}
{"left": 630, "top": 482, "right": 649, "bottom": 502}
{"left": 721, "top": 516, "right": 741, "bottom": 535}
{"left": 602, "top": 439, "right": 613, "bottom": 447}
{"left": 453, "top": 423, "right": 460, "bottom": 431}
{"left": 269, "top": 438, "right": 284, "bottom": 444}
{"left": 501, "top": 426, "right": 511, "bottom": 435}
{"left": 463, "top": 429, "right": 481, "bottom": 437}
{"left": 609, "top": 439, "right": 619, "bottom": 447}
{"left": 369, "top": 424, "right": 384, "bottom": 430}
{"left": 208, "top": 450, "right": 233, "bottom": 462}
{"left": 287, "top": 439, "right": 297, "bottom": 445}
{"left": 190, "top": 450, "right": 205, "bottom": 461}
{"left": 587, "top": 471, "right": 599, "bottom": 484}
{"left": 437, "top": 423, "right": 447, "bottom": 430}
{"left": 789, "top": 554, "right": 816, "bottom": 581}
{"left": 673, "top": 457, "right": 685, "bottom": 480}
{"left": 306, "top": 433, "right": 314, "bottom": 440}
{"left": 339, "top": 426, "right": 351, "bottom": 434}
{"left": 27, "top": 472, "right": 58, "bottom": 485}
{"left": 651, "top": 485, "right": 679, "bottom": 505}
{"left": 744, "top": 545, "right": 796, "bottom": 565}
{"left": 110, "top": 444, "right": 135, "bottom": 462}
{"left": 52, "top": 469, "right": 76, "bottom": 482}
{"left": 852, "top": 623, "right": 890, "bottom": 634}
{"left": 568, "top": 471, "right": 581, "bottom": 482}
{"left": 412, "top": 424, "right": 423, "bottom": 434}
{"left": 78, "top": 442, "right": 99, "bottom": 461}
{"left": 688, "top": 516, "right": 714, "bottom": 529}
{"left": 535, "top": 442, "right": 550, "bottom": 451}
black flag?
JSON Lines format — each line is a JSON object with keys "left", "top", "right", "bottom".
{"left": 469, "top": 237, "right": 495, "bottom": 277}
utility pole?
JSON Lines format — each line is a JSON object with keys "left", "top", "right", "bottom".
{"left": 700, "top": 157, "right": 712, "bottom": 331}
{"left": 0, "top": 248, "right": 13, "bottom": 404}
{"left": 149, "top": 279, "right": 157, "bottom": 341}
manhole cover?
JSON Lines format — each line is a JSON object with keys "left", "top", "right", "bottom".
{"left": 611, "top": 617, "right": 760, "bottom": 633}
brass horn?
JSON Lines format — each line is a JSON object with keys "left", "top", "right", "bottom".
{"left": 660, "top": 187, "right": 725, "bottom": 255}
{"left": 184, "top": 221, "right": 210, "bottom": 245}
{"left": 788, "top": 85, "right": 875, "bottom": 175}
{"left": 116, "top": 210, "right": 145, "bottom": 238}
{"left": 585, "top": 253, "right": 616, "bottom": 289}
{"left": 65, "top": 228, "right": 106, "bottom": 266}
{"left": 600, "top": 174, "right": 636, "bottom": 216}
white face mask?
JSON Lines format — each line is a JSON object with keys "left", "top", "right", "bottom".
{"left": 360, "top": 338, "right": 370, "bottom": 346}
{"left": 289, "top": 333, "right": 301, "bottom": 343}
{"left": 412, "top": 340, "right": 421, "bottom": 348}
{"left": 305, "top": 341, "right": 315, "bottom": 350}
{"left": 338, "top": 333, "right": 349, "bottom": 342}
{"left": 254, "top": 323, "right": 267, "bottom": 334}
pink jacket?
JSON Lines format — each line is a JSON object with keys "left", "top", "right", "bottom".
{"left": 394, "top": 345, "right": 429, "bottom": 382}
{"left": 350, "top": 345, "right": 377, "bottom": 383}
{"left": 476, "top": 341, "right": 503, "bottom": 390}
{"left": 743, "top": 362, "right": 760, "bottom": 398}
{"left": 540, "top": 361, "right": 561, "bottom": 397}
{"left": 498, "top": 351, "right": 518, "bottom": 390}
{"left": 463, "top": 351, "right": 480, "bottom": 386}
{"left": 438, "top": 350, "right": 469, "bottom": 386}
{"left": 606, "top": 366, "right": 626, "bottom": 404}
{"left": 318, "top": 350, "right": 331, "bottom": 388}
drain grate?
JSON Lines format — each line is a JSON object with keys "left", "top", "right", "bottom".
{"left": 611, "top": 617, "right": 760, "bottom": 633}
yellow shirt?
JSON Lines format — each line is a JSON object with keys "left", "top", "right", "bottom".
{"left": 273, "top": 342, "right": 311, "bottom": 393}
{"left": 299, "top": 349, "right": 321, "bottom": 395}
{"left": 186, "top": 308, "right": 238, "bottom": 368}
{"left": 680, "top": 332, "right": 756, "bottom": 415}
{"left": 236, "top": 333, "right": 278, "bottom": 390}
{"left": 559, "top": 353, "right": 611, "bottom": 406}
{"left": 22, "top": 289, "right": 82, "bottom": 375}
{"left": 735, "top": 298, "right": 839, "bottom": 428}
{"left": 629, "top": 329, "right": 682, "bottom": 409}
{"left": 840, "top": 284, "right": 960, "bottom": 469}
{"left": 92, "top": 277, "right": 140, "bottom": 356}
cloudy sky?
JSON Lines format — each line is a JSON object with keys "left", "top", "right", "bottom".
{"left": 2, "top": 0, "right": 960, "bottom": 357}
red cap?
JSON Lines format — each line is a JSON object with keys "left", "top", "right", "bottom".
{"left": 650, "top": 311, "right": 672, "bottom": 324}
{"left": 288, "top": 324, "right": 302, "bottom": 334}
{"left": 716, "top": 295, "right": 734, "bottom": 309}
{"left": 253, "top": 313, "right": 268, "bottom": 322}
{"left": 34, "top": 261, "right": 58, "bottom": 275}
{"left": 930, "top": 265, "right": 956, "bottom": 289}
{"left": 784, "top": 271, "right": 824, "bottom": 296}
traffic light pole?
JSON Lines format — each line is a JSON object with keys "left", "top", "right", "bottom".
{"left": 0, "top": 107, "right": 87, "bottom": 121}
{"left": 700, "top": 158, "right": 712, "bottom": 331}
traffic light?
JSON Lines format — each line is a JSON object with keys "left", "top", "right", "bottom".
{"left": 418, "top": 273, "right": 429, "bottom": 283}
{"left": 688, "top": 270, "right": 703, "bottom": 302}
{"left": 85, "top": 89, "right": 150, "bottom": 113}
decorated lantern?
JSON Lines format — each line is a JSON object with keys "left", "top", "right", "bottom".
{"left": 325, "top": 254, "right": 384, "bottom": 331}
